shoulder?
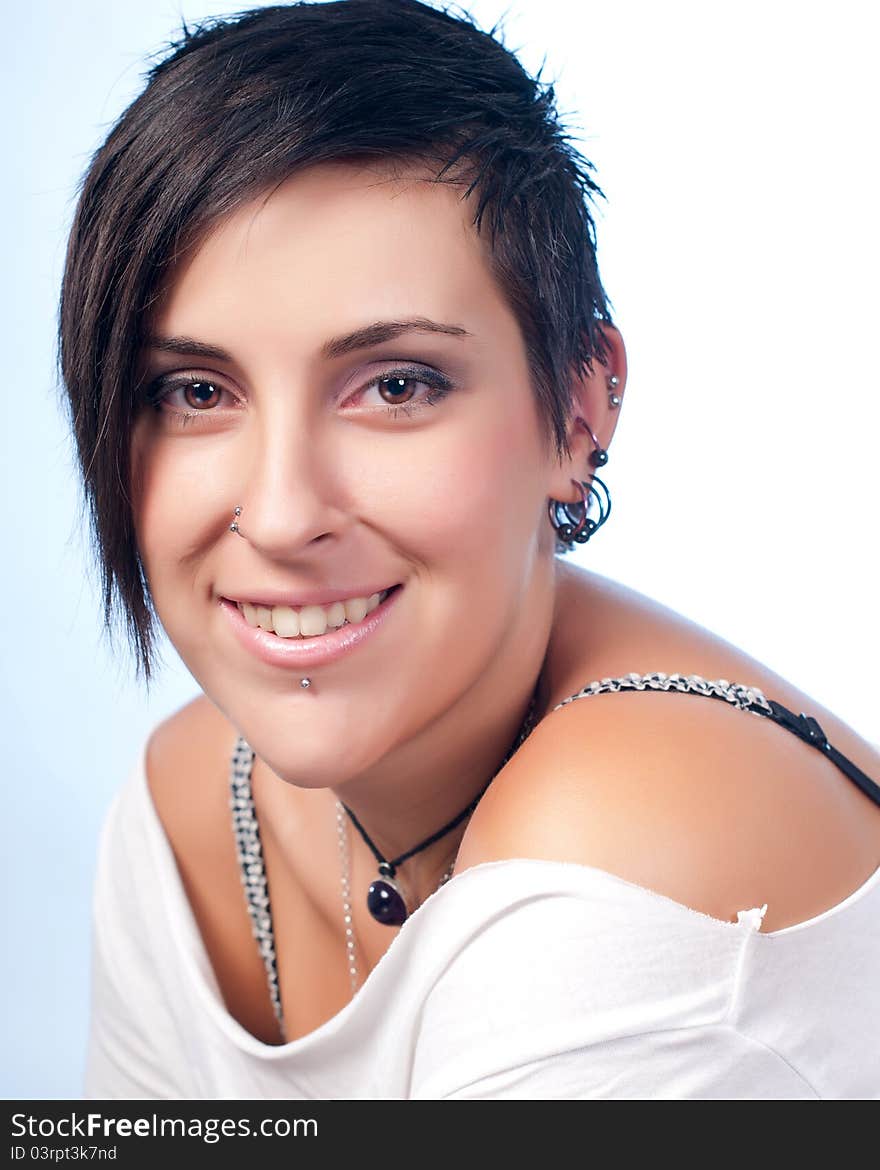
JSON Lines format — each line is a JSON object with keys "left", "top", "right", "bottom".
{"left": 456, "top": 569, "right": 880, "bottom": 932}
{"left": 144, "top": 693, "right": 239, "bottom": 858}
{"left": 145, "top": 692, "right": 235, "bottom": 785}
{"left": 92, "top": 698, "right": 233, "bottom": 933}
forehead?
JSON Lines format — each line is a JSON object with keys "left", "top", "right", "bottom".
{"left": 151, "top": 160, "right": 511, "bottom": 351}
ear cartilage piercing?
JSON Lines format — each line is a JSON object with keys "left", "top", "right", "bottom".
{"left": 229, "top": 506, "right": 243, "bottom": 536}
{"left": 575, "top": 416, "right": 608, "bottom": 468}
{"left": 300, "top": 678, "right": 311, "bottom": 689}
{"left": 607, "top": 373, "right": 621, "bottom": 409}
{"left": 608, "top": 376, "right": 621, "bottom": 406}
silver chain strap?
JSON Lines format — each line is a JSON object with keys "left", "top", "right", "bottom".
{"left": 552, "top": 671, "right": 773, "bottom": 714}
{"left": 229, "top": 738, "right": 286, "bottom": 1038}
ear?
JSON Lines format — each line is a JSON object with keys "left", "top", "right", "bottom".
{"left": 545, "top": 324, "right": 627, "bottom": 503}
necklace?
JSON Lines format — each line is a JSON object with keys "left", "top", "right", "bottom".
{"left": 336, "top": 682, "right": 542, "bottom": 942}
{"left": 335, "top": 803, "right": 456, "bottom": 992}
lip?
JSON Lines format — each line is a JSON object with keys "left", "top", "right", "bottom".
{"left": 219, "top": 585, "right": 403, "bottom": 670}
{"left": 223, "top": 583, "right": 398, "bottom": 608}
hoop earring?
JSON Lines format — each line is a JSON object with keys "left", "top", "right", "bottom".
{"left": 548, "top": 475, "right": 612, "bottom": 551}
{"left": 575, "top": 416, "right": 608, "bottom": 467}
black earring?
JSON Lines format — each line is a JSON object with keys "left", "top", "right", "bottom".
{"left": 548, "top": 475, "right": 612, "bottom": 551}
{"left": 575, "top": 416, "right": 608, "bottom": 467}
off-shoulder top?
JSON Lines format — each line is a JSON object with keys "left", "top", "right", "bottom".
{"left": 84, "top": 673, "right": 880, "bottom": 1099}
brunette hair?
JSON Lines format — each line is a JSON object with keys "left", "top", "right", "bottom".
{"left": 58, "top": 0, "right": 613, "bottom": 682}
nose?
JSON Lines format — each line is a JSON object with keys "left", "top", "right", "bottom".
{"left": 232, "top": 399, "right": 350, "bottom": 558}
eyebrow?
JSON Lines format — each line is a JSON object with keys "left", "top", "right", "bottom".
{"left": 143, "top": 317, "right": 473, "bottom": 362}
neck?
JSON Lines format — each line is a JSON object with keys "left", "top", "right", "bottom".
{"left": 331, "top": 609, "right": 554, "bottom": 880}
{"left": 345, "top": 676, "right": 545, "bottom": 914}
{"left": 344, "top": 681, "right": 539, "bottom": 865}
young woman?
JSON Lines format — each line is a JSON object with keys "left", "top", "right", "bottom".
{"left": 62, "top": 0, "right": 880, "bottom": 1098}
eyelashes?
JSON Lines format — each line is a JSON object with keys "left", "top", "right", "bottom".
{"left": 144, "top": 364, "right": 456, "bottom": 427}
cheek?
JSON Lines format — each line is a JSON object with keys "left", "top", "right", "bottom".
{"left": 129, "top": 423, "right": 220, "bottom": 595}
{"left": 364, "top": 405, "right": 546, "bottom": 573}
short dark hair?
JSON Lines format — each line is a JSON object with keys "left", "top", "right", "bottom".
{"left": 58, "top": 0, "right": 613, "bottom": 683}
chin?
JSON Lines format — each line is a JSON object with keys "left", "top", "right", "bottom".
{"left": 256, "top": 738, "right": 379, "bottom": 790}
{"left": 218, "top": 689, "right": 391, "bottom": 788}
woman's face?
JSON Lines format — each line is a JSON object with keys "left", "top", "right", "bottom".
{"left": 131, "top": 161, "right": 568, "bottom": 785}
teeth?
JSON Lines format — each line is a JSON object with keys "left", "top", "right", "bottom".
{"left": 272, "top": 606, "right": 300, "bottom": 637}
{"left": 326, "top": 602, "right": 346, "bottom": 628}
{"left": 237, "top": 588, "right": 392, "bottom": 638}
{"left": 344, "top": 597, "right": 368, "bottom": 624}
{"left": 299, "top": 605, "right": 328, "bottom": 637}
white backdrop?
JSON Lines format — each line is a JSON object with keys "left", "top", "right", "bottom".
{"left": 2, "top": 0, "right": 877, "bottom": 1097}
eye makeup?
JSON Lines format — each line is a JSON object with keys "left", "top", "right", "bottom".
{"left": 143, "top": 362, "right": 458, "bottom": 426}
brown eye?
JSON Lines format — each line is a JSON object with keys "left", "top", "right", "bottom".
{"left": 183, "top": 381, "right": 222, "bottom": 409}
{"left": 377, "top": 376, "right": 418, "bottom": 406}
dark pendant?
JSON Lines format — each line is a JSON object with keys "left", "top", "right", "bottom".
{"left": 367, "top": 875, "right": 409, "bottom": 926}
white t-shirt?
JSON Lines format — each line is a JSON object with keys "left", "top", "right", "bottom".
{"left": 83, "top": 737, "right": 880, "bottom": 1099}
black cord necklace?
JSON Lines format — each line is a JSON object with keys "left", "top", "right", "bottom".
{"left": 341, "top": 683, "right": 542, "bottom": 926}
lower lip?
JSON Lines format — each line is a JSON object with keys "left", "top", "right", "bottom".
{"left": 219, "top": 587, "right": 403, "bottom": 670}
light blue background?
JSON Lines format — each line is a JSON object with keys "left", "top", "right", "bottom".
{"left": 3, "top": 0, "right": 877, "bottom": 1098}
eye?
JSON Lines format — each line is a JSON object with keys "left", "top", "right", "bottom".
{"left": 376, "top": 374, "right": 421, "bottom": 405}
{"left": 353, "top": 365, "right": 455, "bottom": 417}
{"left": 145, "top": 375, "right": 240, "bottom": 420}
{"left": 171, "top": 380, "right": 222, "bottom": 410}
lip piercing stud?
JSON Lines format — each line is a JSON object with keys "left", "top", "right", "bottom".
{"left": 575, "top": 416, "right": 609, "bottom": 467}
{"left": 608, "top": 374, "right": 621, "bottom": 409}
{"left": 300, "top": 678, "right": 311, "bottom": 689}
{"left": 229, "top": 506, "right": 243, "bottom": 536}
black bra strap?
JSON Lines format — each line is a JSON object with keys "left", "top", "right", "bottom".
{"left": 752, "top": 698, "right": 880, "bottom": 807}
{"left": 553, "top": 673, "right": 880, "bottom": 808}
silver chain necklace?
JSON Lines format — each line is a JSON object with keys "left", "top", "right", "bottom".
{"left": 335, "top": 802, "right": 455, "bottom": 993}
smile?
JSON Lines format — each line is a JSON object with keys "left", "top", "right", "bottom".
{"left": 235, "top": 588, "right": 392, "bottom": 639}
{"left": 219, "top": 585, "right": 403, "bottom": 670}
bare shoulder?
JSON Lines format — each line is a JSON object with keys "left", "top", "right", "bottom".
{"left": 145, "top": 693, "right": 239, "bottom": 854}
{"left": 456, "top": 565, "right": 880, "bottom": 932}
